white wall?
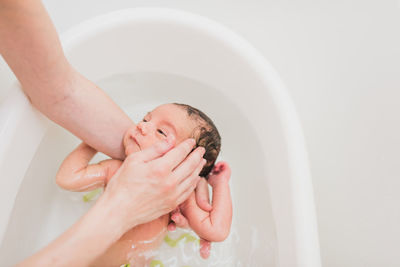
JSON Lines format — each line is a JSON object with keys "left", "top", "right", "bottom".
{"left": 1, "top": 1, "right": 400, "bottom": 266}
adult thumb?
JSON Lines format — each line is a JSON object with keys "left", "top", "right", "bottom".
{"left": 129, "top": 135, "right": 175, "bottom": 163}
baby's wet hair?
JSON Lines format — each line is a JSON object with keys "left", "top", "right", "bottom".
{"left": 173, "top": 103, "right": 221, "bottom": 179}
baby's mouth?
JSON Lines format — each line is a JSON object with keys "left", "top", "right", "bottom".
{"left": 131, "top": 136, "right": 141, "bottom": 151}
{"left": 125, "top": 137, "right": 141, "bottom": 156}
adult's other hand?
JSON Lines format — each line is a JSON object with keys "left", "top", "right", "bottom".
{"left": 103, "top": 135, "right": 207, "bottom": 233}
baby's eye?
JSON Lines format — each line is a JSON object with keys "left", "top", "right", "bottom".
{"left": 157, "top": 129, "right": 167, "bottom": 137}
{"left": 142, "top": 118, "right": 148, "bottom": 122}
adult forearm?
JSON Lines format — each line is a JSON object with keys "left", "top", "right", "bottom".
{"left": 17, "top": 195, "right": 126, "bottom": 267}
{"left": 18, "top": 135, "right": 204, "bottom": 266}
{"left": 0, "top": 0, "right": 132, "bottom": 159}
{"left": 45, "top": 70, "right": 133, "bottom": 159}
{"left": 0, "top": 0, "right": 69, "bottom": 101}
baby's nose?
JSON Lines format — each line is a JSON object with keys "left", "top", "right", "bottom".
{"left": 137, "top": 121, "right": 151, "bottom": 135}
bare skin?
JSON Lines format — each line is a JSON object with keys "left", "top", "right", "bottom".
{"left": 169, "top": 162, "right": 232, "bottom": 258}
{"left": 177, "top": 162, "right": 232, "bottom": 242}
{"left": 0, "top": 0, "right": 130, "bottom": 159}
{"left": 18, "top": 137, "right": 204, "bottom": 267}
{"left": 56, "top": 104, "right": 232, "bottom": 266}
{"left": 1, "top": 1, "right": 206, "bottom": 265}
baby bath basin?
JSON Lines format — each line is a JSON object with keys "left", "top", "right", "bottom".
{"left": 0, "top": 8, "right": 320, "bottom": 266}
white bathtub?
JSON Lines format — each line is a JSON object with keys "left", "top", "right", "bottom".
{"left": 0, "top": 8, "right": 320, "bottom": 266}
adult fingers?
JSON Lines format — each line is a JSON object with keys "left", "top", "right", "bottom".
{"left": 128, "top": 135, "right": 175, "bottom": 163}
{"left": 195, "top": 178, "right": 212, "bottom": 212}
{"left": 175, "top": 160, "right": 205, "bottom": 205}
{"left": 176, "top": 175, "right": 201, "bottom": 206}
{"left": 172, "top": 147, "right": 205, "bottom": 184}
{"left": 151, "top": 138, "right": 198, "bottom": 173}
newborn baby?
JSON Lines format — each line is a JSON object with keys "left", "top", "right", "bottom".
{"left": 56, "top": 103, "right": 232, "bottom": 266}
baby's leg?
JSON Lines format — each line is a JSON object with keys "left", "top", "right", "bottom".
{"left": 90, "top": 214, "right": 169, "bottom": 267}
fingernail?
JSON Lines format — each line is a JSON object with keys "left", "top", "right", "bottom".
{"left": 202, "top": 159, "right": 207, "bottom": 166}
{"left": 199, "top": 147, "right": 206, "bottom": 156}
{"left": 189, "top": 138, "right": 196, "bottom": 147}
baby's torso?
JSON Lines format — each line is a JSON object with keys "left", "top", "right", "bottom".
{"left": 90, "top": 214, "right": 169, "bottom": 267}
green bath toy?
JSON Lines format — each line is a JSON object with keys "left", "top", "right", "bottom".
{"left": 82, "top": 188, "right": 102, "bottom": 202}
{"left": 164, "top": 233, "right": 200, "bottom": 247}
{"left": 120, "top": 233, "right": 198, "bottom": 267}
{"left": 149, "top": 260, "right": 191, "bottom": 267}
{"left": 150, "top": 260, "right": 164, "bottom": 267}
{"left": 121, "top": 262, "right": 190, "bottom": 267}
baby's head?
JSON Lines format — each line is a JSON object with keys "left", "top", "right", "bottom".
{"left": 124, "top": 103, "right": 221, "bottom": 178}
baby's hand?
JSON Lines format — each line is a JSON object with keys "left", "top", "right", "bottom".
{"left": 168, "top": 207, "right": 212, "bottom": 259}
{"left": 207, "top": 161, "right": 231, "bottom": 187}
{"left": 168, "top": 207, "right": 189, "bottom": 230}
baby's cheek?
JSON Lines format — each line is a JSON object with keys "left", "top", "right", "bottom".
{"left": 139, "top": 138, "right": 158, "bottom": 150}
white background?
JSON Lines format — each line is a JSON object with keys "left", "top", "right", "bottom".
{"left": 1, "top": 1, "right": 399, "bottom": 266}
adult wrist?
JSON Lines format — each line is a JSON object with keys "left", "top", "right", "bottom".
{"left": 92, "top": 192, "right": 131, "bottom": 237}
{"left": 95, "top": 188, "right": 143, "bottom": 235}
{"left": 17, "top": 189, "right": 129, "bottom": 266}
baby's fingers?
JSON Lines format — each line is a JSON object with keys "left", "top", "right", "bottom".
{"left": 171, "top": 211, "right": 190, "bottom": 229}
{"left": 167, "top": 207, "right": 179, "bottom": 231}
{"left": 167, "top": 222, "right": 176, "bottom": 231}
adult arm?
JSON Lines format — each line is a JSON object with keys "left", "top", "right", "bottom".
{"left": 18, "top": 137, "right": 206, "bottom": 267}
{"left": 0, "top": 0, "right": 131, "bottom": 159}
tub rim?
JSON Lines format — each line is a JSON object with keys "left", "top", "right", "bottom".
{"left": 0, "top": 7, "right": 320, "bottom": 266}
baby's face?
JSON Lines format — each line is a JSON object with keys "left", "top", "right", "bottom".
{"left": 123, "top": 104, "right": 197, "bottom": 155}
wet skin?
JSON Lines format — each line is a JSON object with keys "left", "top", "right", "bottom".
{"left": 56, "top": 104, "right": 232, "bottom": 266}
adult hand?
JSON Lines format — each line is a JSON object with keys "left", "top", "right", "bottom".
{"left": 102, "top": 135, "right": 207, "bottom": 233}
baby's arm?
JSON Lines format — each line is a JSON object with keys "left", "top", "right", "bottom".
{"left": 58, "top": 142, "right": 168, "bottom": 266}
{"left": 56, "top": 142, "right": 122, "bottom": 191}
{"left": 180, "top": 162, "right": 232, "bottom": 242}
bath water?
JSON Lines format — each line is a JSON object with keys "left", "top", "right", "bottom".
{"left": 77, "top": 189, "right": 238, "bottom": 267}
{"left": 0, "top": 72, "right": 277, "bottom": 266}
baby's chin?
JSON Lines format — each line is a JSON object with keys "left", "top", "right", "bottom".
{"left": 124, "top": 143, "right": 140, "bottom": 156}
